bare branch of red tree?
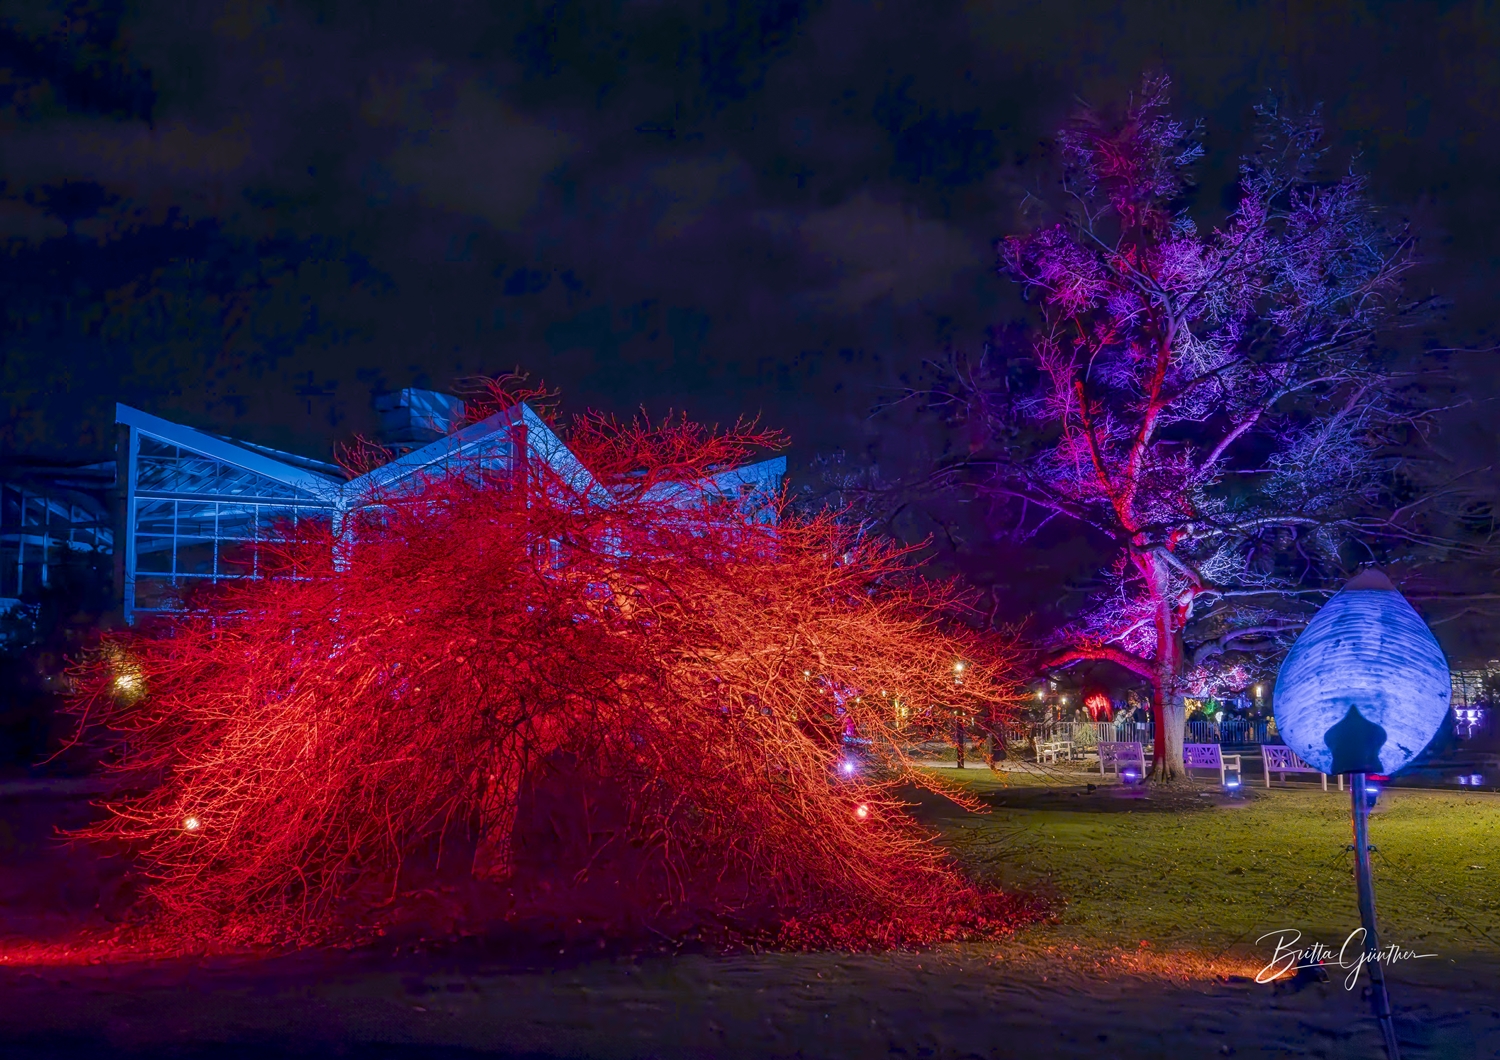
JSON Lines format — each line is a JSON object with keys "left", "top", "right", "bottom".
{"left": 59, "top": 403, "right": 1038, "bottom": 956}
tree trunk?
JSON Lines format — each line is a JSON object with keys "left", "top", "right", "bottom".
{"left": 1153, "top": 693, "right": 1187, "bottom": 781}
{"left": 1144, "top": 552, "right": 1187, "bottom": 781}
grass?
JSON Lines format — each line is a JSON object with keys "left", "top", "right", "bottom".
{"left": 3, "top": 774, "right": 1499, "bottom": 1056}
{"left": 918, "top": 767, "right": 1500, "bottom": 961}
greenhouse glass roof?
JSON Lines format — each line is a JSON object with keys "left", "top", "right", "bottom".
{"left": 115, "top": 402, "right": 784, "bottom": 621}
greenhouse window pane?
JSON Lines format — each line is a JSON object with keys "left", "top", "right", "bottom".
{"left": 215, "top": 465, "right": 301, "bottom": 499}
{"left": 216, "top": 538, "right": 257, "bottom": 577}
{"left": 0, "top": 485, "right": 19, "bottom": 529}
{"left": 257, "top": 508, "right": 302, "bottom": 540}
{"left": 134, "top": 434, "right": 309, "bottom": 500}
{"left": 137, "top": 435, "right": 177, "bottom": 458}
{"left": 133, "top": 457, "right": 174, "bottom": 491}
{"left": 135, "top": 499, "right": 176, "bottom": 537}
{"left": 135, "top": 536, "right": 175, "bottom": 574}
{"left": 136, "top": 451, "right": 216, "bottom": 493}
{"left": 176, "top": 539, "right": 216, "bottom": 577}
{"left": 213, "top": 503, "right": 260, "bottom": 541}
{"left": 22, "top": 495, "right": 48, "bottom": 528}
{"left": 175, "top": 502, "right": 219, "bottom": 539}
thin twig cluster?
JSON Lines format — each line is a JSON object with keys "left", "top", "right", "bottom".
{"left": 70, "top": 411, "right": 1035, "bottom": 951}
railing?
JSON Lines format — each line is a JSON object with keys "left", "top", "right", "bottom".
{"left": 1187, "top": 718, "right": 1271, "bottom": 745}
{"left": 996, "top": 718, "right": 1272, "bottom": 748}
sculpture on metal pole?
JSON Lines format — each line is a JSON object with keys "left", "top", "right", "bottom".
{"left": 1274, "top": 568, "right": 1452, "bottom": 1060}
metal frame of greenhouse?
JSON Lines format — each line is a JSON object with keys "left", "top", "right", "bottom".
{"left": 114, "top": 397, "right": 785, "bottom": 624}
{"left": 0, "top": 460, "right": 115, "bottom": 614}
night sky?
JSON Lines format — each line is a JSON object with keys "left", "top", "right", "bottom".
{"left": 4, "top": 1, "right": 1499, "bottom": 618}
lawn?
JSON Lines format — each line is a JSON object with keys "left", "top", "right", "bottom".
{"left": 920, "top": 767, "right": 1500, "bottom": 960}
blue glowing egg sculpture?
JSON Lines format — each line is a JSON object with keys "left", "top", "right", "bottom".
{"left": 1274, "top": 569, "right": 1451, "bottom": 776}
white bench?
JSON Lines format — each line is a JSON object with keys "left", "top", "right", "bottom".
{"left": 1036, "top": 739, "right": 1074, "bottom": 763}
{"left": 1099, "top": 741, "right": 1147, "bottom": 779}
{"left": 1261, "top": 744, "right": 1342, "bottom": 790}
{"left": 1184, "top": 743, "right": 1242, "bottom": 785}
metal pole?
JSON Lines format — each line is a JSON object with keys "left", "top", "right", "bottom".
{"left": 1350, "top": 772, "right": 1400, "bottom": 1060}
{"left": 954, "top": 716, "right": 965, "bottom": 769}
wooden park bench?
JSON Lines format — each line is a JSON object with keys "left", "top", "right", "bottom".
{"left": 1261, "top": 744, "right": 1342, "bottom": 790}
{"left": 1183, "top": 742, "right": 1242, "bottom": 785}
{"left": 1098, "top": 741, "right": 1147, "bottom": 779}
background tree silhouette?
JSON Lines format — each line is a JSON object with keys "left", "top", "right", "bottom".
{"left": 941, "top": 79, "right": 1448, "bottom": 779}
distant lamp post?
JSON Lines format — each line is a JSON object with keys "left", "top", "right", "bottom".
{"left": 953, "top": 661, "right": 967, "bottom": 768}
{"left": 1274, "top": 569, "right": 1451, "bottom": 1060}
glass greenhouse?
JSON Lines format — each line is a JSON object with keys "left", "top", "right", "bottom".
{"left": 0, "top": 461, "right": 114, "bottom": 609}
{"left": 116, "top": 393, "right": 784, "bottom": 622}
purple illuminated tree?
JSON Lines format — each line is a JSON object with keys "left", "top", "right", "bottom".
{"left": 952, "top": 80, "right": 1429, "bottom": 779}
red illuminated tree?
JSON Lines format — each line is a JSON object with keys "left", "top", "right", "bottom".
{"left": 68, "top": 394, "right": 1033, "bottom": 952}
{"left": 946, "top": 80, "right": 1428, "bottom": 778}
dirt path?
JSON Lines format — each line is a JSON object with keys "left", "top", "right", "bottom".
{"left": 0, "top": 942, "right": 1495, "bottom": 1058}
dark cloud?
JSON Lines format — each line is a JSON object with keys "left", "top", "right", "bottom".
{"left": 2, "top": 0, "right": 1497, "bottom": 497}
